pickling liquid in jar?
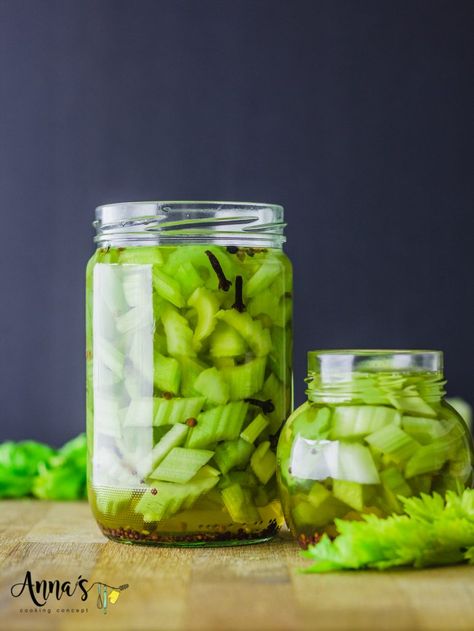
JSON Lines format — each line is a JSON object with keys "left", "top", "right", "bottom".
{"left": 277, "top": 350, "right": 473, "bottom": 548}
{"left": 86, "top": 202, "right": 292, "bottom": 545}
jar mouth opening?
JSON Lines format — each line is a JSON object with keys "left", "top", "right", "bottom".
{"left": 307, "top": 349, "right": 444, "bottom": 375}
{"left": 94, "top": 200, "right": 285, "bottom": 247}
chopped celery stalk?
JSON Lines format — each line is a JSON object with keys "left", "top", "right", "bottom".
{"left": 179, "top": 357, "right": 207, "bottom": 397}
{"left": 95, "top": 336, "right": 124, "bottom": 379}
{"left": 209, "top": 322, "right": 247, "bottom": 358}
{"left": 213, "top": 357, "right": 235, "bottom": 369}
{"left": 292, "top": 405, "right": 331, "bottom": 440}
{"left": 247, "top": 289, "right": 280, "bottom": 322}
{"left": 221, "top": 483, "right": 260, "bottom": 523}
{"left": 216, "top": 310, "right": 271, "bottom": 357}
{"left": 214, "top": 438, "right": 255, "bottom": 474}
{"left": 365, "top": 425, "right": 420, "bottom": 463}
{"left": 188, "top": 287, "right": 220, "bottom": 348}
{"left": 405, "top": 440, "right": 451, "bottom": 478}
{"left": 193, "top": 367, "right": 229, "bottom": 405}
{"left": 95, "top": 489, "right": 133, "bottom": 516}
{"left": 220, "top": 470, "right": 259, "bottom": 489}
{"left": 250, "top": 441, "right": 276, "bottom": 484}
{"left": 332, "top": 479, "right": 371, "bottom": 512}
{"left": 240, "top": 414, "right": 269, "bottom": 444}
{"left": 261, "top": 372, "right": 288, "bottom": 434}
{"left": 148, "top": 447, "right": 214, "bottom": 483}
{"left": 222, "top": 357, "right": 266, "bottom": 400}
{"left": 123, "top": 397, "right": 154, "bottom": 427}
{"left": 186, "top": 402, "right": 249, "bottom": 449}
{"left": 135, "top": 467, "right": 219, "bottom": 522}
{"left": 116, "top": 306, "right": 152, "bottom": 334}
{"left": 333, "top": 442, "right": 380, "bottom": 484}
{"left": 397, "top": 393, "right": 436, "bottom": 418}
{"left": 401, "top": 416, "right": 446, "bottom": 444}
{"left": 153, "top": 397, "right": 205, "bottom": 426}
{"left": 269, "top": 326, "right": 290, "bottom": 382}
{"left": 307, "top": 482, "right": 331, "bottom": 509}
{"left": 245, "top": 258, "right": 281, "bottom": 297}
{"left": 152, "top": 267, "right": 185, "bottom": 308}
{"left": 149, "top": 423, "right": 189, "bottom": 470}
{"left": 118, "top": 246, "right": 164, "bottom": 266}
{"left": 161, "top": 304, "right": 196, "bottom": 357}
{"left": 330, "top": 406, "right": 401, "bottom": 439}
{"left": 154, "top": 353, "right": 181, "bottom": 394}
{"left": 175, "top": 261, "right": 204, "bottom": 298}
{"left": 292, "top": 495, "right": 348, "bottom": 529}
{"left": 380, "top": 467, "right": 412, "bottom": 496}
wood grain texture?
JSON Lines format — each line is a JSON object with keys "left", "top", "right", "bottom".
{"left": 1, "top": 500, "right": 474, "bottom": 631}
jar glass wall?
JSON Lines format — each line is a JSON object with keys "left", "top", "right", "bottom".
{"left": 86, "top": 202, "right": 292, "bottom": 545}
{"left": 277, "top": 350, "right": 473, "bottom": 548}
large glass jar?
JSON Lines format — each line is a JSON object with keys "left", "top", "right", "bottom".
{"left": 277, "top": 350, "right": 473, "bottom": 548}
{"left": 86, "top": 201, "right": 292, "bottom": 546}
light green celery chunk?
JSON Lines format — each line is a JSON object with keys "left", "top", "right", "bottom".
{"left": 95, "top": 336, "right": 124, "bottom": 379}
{"left": 148, "top": 447, "right": 214, "bottom": 483}
{"left": 118, "top": 246, "right": 164, "bottom": 265}
{"left": 330, "top": 406, "right": 401, "bottom": 439}
{"left": 293, "top": 494, "right": 348, "bottom": 528}
{"left": 222, "top": 357, "right": 266, "bottom": 400}
{"left": 213, "top": 357, "right": 236, "bottom": 369}
{"left": 250, "top": 441, "right": 276, "bottom": 484}
{"left": 154, "top": 353, "right": 181, "bottom": 394}
{"left": 405, "top": 440, "right": 451, "bottom": 478}
{"left": 333, "top": 443, "right": 380, "bottom": 484}
{"left": 245, "top": 258, "right": 281, "bottom": 298}
{"left": 269, "top": 326, "right": 290, "bottom": 383}
{"left": 380, "top": 467, "right": 412, "bottom": 496}
{"left": 179, "top": 357, "right": 207, "bottom": 397}
{"left": 307, "top": 482, "right": 331, "bottom": 509}
{"left": 261, "top": 373, "right": 288, "bottom": 434}
{"left": 175, "top": 262, "right": 204, "bottom": 298}
{"left": 216, "top": 310, "right": 271, "bottom": 357}
{"left": 149, "top": 423, "right": 189, "bottom": 470}
{"left": 366, "top": 425, "right": 420, "bottom": 463}
{"left": 221, "top": 483, "right": 260, "bottom": 523}
{"left": 214, "top": 439, "right": 255, "bottom": 474}
{"left": 209, "top": 322, "right": 247, "bottom": 357}
{"left": 247, "top": 289, "right": 279, "bottom": 322}
{"left": 188, "top": 287, "right": 220, "bottom": 348}
{"left": 164, "top": 245, "right": 234, "bottom": 281}
{"left": 240, "top": 414, "right": 269, "bottom": 444}
{"left": 397, "top": 392, "right": 436, "bottom": 418}
{"left": 153, "top": 397, "right": 205, "bottom": 426}
{"left": 95, "top": 489, "right": 134, "bottom": 516}
{"left": 161, "top": 304, "right": 196, "bottom": 357}
{"left": 220, "top": 470, "right": 259, "bottom": 489}
{"left": 135, "top": 467, "right": 219, "bottom": 522}
{"left": 187, "top": 402, "right": 249, "bottom": 449}
{"left": 401, "top": 416, "right": 446, "bottom": 444}
{"left": 293, "top": 405, "right": 331, "bottom": 440}
{"left": 194, "top": 367, "right": 229, "bottom": 405}
{"left": 152, "top": 267, "right": 185, "bottom": 308}
{"left": 116, "top": 306, "right": 152, "bottom": 334}
{"left": 332, "top": 480, "right": 372, "bottom": 512}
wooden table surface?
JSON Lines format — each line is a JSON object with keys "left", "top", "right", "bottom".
{"left": 1, "top": 500, "right": 474, "bottom": 631}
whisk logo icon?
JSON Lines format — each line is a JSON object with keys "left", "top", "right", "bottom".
{"left": 95, "top": 582, "right": 129, "bottom": 614}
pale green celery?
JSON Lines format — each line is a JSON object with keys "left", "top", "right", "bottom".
{"left": 149, "top": 424, "right": 189, "bottom": 470}
{"left": 250, "top": 441, "right": 276, "bottom": 484}
{"left": 240, "top": 414, "right": 269, "bottom": 444}
{"left": 154, "top": 353, "right": 181, "bottom": 394}
{"left": 193, "top": 367, "right": 230, "bottom": 405}
{"left": 148, "top": 447, "right": 214, "bottom": 483}
{"left": 153, "top": 397, "right": 205, "bottom": 426}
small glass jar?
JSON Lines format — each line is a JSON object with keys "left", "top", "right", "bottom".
{"left": 277, "top": 350, "right": 473, "bottom": 548}
{"left": 86, "top": 201, "right": 292, "bottom": 546}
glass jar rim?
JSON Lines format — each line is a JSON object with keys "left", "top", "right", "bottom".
{"left": 308, "top": 349, "right": 444, "bottom": 375}
{"left": 93, "top": 200, "right": 285, "bottom": 247}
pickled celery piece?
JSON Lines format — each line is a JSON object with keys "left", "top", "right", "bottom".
{"left": 149, "top": 423, "right": 189, "bottom": 469}
{"left": 332, "top": 442, "right": 380, "bottom": 484}
{"left": 365, "top": 425, "right": 420, "bottom": 463}
{"left": 222, "top": 357, "right": 266, "bottom": 400}
{"left": 405, "top": 440, "right": 451, "bottom": 478}
{"left": 186, "top": 401, "right": 249, "bottom": 449}
{"left": 209, "top": 322, "right": 247, "bottom": 358}
{"left": 221, "top": 483, "right": 260, "bottom": 523}
{"left": 135, "top": 467, "right": 220, "bottom": 522}
{"left": 194, "top": 367, "right": 229, "bottom": 405}
{"left": 153, "top": 397, "right": 205, "bottom": 426}
{"left": 332, "top": 480, "right": 371, "bottom": 512}
{"left": 216, "top": 310, "right": 271, "bottom": 357}
{"left": 154, "top": 353, "right": 181, "bottom": 394}
{"left": 330, "top": 406, "right": 401, "bottom": 439}
{"left": 95, "top": 489, "right": 134, "bottom": 516}
{"left": 293, "top": 495, "right": 348, "bottom": 529}
{"left": 250, "top": 441, "right": 276, "bottom": 484}
{"left": 397, "top": 392, "right": 436, "bottom": 418}
{"left": 179, "top": 357, "right": 207, "bottom": 397}
{"left": 219, "top": 470, "right": 259, "bottom": 489}
{"left": 293, "top": 405, "right": 331, "bottom": 440}
{"left": 240, "top": 414, "right": 269, "bottom": 444}
{"left": 379, "top": 467, "right": 412, "bottom": 512}
{"left": 161, "top": 304, "right": 196, "bottom": 357}
{"left": 245, "top": 258, "right": 281, "bottom": 297}
{"left": 247, "top": 289, "right": 279, "bottom": 322}
{"left": 149, "top": 447, "right": 214, "bottom": 483}
{"left": 214, "top": 438, "right": 255, "bottom": 474}
{"left": 188, "top": 287, "right": 219, "bottom": 347}
{"left": 401, "top": 416, "right": 446, "bottom": 444}
{"left": 152, "top": 267, "right": 185, "bottom": 308}
{"left": 118, "top": 246, "right": 164, "bottom": 266}
{"left": 175, "top": 261, "right": 204, "bottom": 298}
{"left": 261, "top": 372, "right": 288, "bottom": 434}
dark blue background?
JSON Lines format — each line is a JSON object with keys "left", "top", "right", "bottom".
{"left": 1, "top": 0, "right": 473, "bottom": 445}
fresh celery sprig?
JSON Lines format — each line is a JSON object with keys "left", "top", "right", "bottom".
{"left": 302, "top": 489, "right": 474, "bottom": 572}
{"left": 0, "top": 434, "right": 87, "bottom": 500}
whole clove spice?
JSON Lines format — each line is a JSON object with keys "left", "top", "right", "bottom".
{"left": 232, "top": 275, "right": 246, "bottom": 312}
{"left": 244, "top": 398, "right": 275, "bottom": 414}
{"left": 205, "top": 250, "right": 232, "bottom": 291}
